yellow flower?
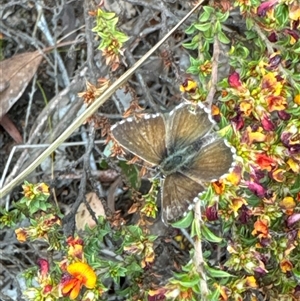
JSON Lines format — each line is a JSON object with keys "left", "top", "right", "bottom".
{"left": 180, "top": 79, "right": 198, "bottom": 93}
{"left": 15, "top": 228, "right": 28, "bottom": 243}
{"left": 279, "top": 197, "right": 296, "bottom": 211}
{"left": 246, "top": 276, "right": 258, "bottom": 288}
{"left": 34, "top": 182, "right": 50, "bottom": 195}
{"left": 287, "top": 158, "right": 300, "bottom": 173}
{"left": 61, "top": 262, "right": 97, "bottom": 300}
{"left": 280, "top": 259, "right": 293, "bottom": 273}
{"left": 294, "top": 94, "right": 300, "bottom": 105}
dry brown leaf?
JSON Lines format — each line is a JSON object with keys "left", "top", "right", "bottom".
{"left": 0, "top": 51, "right": 44, "bottom": 120}
{"left": 75, "top": 192, "right": 106, "bottom": 231}
{"left": 0, "top": 114, "right": 22, "bottom": 143}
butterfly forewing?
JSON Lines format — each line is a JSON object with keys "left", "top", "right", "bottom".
{"left": 181, "top": 135, "right": 234, "bottom": 183}
{"left": 166, "top": 103, "right": 214, "bottom": 153}
{"left": 161, "top": 172, "right": 205, "bottom": 222}
{"left": 111, "top": 114, "right": 167, "bottom": 166}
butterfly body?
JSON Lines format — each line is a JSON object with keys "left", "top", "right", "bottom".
{"left": 111, "top": 103, "right": 235, "bottom": 223}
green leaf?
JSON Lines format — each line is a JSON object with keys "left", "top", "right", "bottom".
{"left": 214, "top": 21, "right": 222, "bottom": 33}
{"left": 182, "top": 42, "right": 198, "bottom": 50}
{"left": 201, "top": 224, "right": 222, "bottom": 243}
{"left": 245, "top": 17, "right": 254, "bottom": 30}
{"left": 203, "top": 6, "right": 215, "bottom": 15}
{"left": 118, "top": 160, "right": 141, "bottom": 190}
{"left": 98, "top": 10, "right": 116, "bottom": 20}
{"left": 290, "top": 175, "right": 300, "bottom": 194}
{"left": 187, "top": 66, "right": 200, "bottom": 74}
{"left": 287, "top": 105, "right": 300, "bottom": 116}
{"left": 217, "top": 11, "right": 229, "bottom": 23}
{"left": 99, "top": 159, "right": 109, "bottom": 169}
{"left": 217, "top": 31, "right": 230, "bottom": 44}
{"left": 198, "top": 10, "right": 212, "bottom": 22}
{"left": 173, "top": 272, "right": 200, "bottom": 287}
{"left": 39, "top": 202, "right": 47, "bottom": 211}
{"left": 206, "top": 265, "right": 235, "bottom": 278}
{"left": 185, "top": 24, "right": 196, "bottom": 35}
{"left": 207, "top": 288, "right": 221, "bottom": 301}
{"left": 194, "top": 23, "right": 212, "bottom": 32}
{"left": 191, "top": 218, "right": 200, "bottom": 238}
{"left": 171, "top": 210, "right": 194, "bottom": 228}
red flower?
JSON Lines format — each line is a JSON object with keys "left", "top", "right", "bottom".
{"left": 228, "top": 72, "right": 243, "bottom": 90}
{"left": 287, "top": 213, "right": 300, "bottom": 227}
{"left": 205, "top": 204, "right": 219, "bottom": 221}
{"left": 277, "top": 110, "right": 291, "bottom": 120}
{"left": 246, "top": 181, "right": 266, "bottom": 197}
{"left": 268, "top": 54, "right": 281, "bottom": 69}
{"left": 261, "top": 113, "right": 275, "bottom": 131}
{"left": 231, "top": 111, "right": 244, "bottom": 130}
{"left": 38, "top": 258, "right": 49, "bottom": 278}
{"left": 257, "top": 0, "right": 278, "bottom": 17}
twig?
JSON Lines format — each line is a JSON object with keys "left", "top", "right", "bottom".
{"left": 206, "top": 37, "right": 221, "bottom": 107}
{"left": 83, "top": 0, "right": 97, "bottom": 82}
{"left": 194, "top": 201, "right": 209, "bottom": 300}
{"left": 24, "top": 75, "right": 38, "bottom": 142}
{"left": 35, "top": 1, "right": 70, "bottom": 88}
{"left": 125, "top": 51, "right": 159, "bottom": 111}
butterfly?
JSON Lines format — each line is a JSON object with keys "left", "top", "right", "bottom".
{"left": 111, "top": 102, "right": 235, "bottom": 223}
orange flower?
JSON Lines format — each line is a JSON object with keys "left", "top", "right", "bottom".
{"left": 289, "top": 4, "right": 300, "bottom": 22}
{"left": 211, "top": 104, "right": 220, "bottom": 116}
{"left": 15, "top": 228, "right": 28, "bottom": 243}
{"left": 256, "top": 154, "right": 276, "bottom": 171}
{"left": 240, "top": 101, "right": 253, "bottom": 116}
{"left": 262, "top": 72, "right": 283, "bottom": 96}
{"left": 61, "top": 262, "right": 97, "bottom": 300}
{"left": 214, "top": 283, "right": 229, "bottom": 301}
{"left": 252, "top": 219, "right": 270, "bottom": 239}
{"left": 271, "top": 168, "right": 286, "bottom": 182}
{"left": 280, "top": 259, "right": 293, "bottom": 273}
{"left": 67, "top": 237, "right": 84, "bottom": 260}
{"left": 212, "top": 180, "right": 225, "bottom": 195}
{"left": 266, "top": 95, "right": 287, "bottom": 112}
{"left": 22, "top": 182, "right": 36, "bottom": 200}
{"left": 22, "top": 182, "right": 50, "bottom": 200}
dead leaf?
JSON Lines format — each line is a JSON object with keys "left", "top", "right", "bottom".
{"left": 0, "top": 114, "right": 22, "bottom": 143}
{"left": 75, "top": 192, "right": 106, "bottom": 231}
{"left": 0, "top": 51, "right": 44, "bottom": 120}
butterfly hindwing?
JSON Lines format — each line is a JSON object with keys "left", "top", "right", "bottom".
{"left": 181, "top": 134, "right": 234, "bottom": 183}
{"left": 161, "top": 172, "right": 205, "bottom": 223}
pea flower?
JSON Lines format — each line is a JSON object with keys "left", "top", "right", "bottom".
{"left": 61, "top": 262, "right": 97, "bottom": 300}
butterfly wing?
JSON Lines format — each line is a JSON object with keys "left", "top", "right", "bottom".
{"left": 161, "top": 172, "right": 205, "bottom": 223}
{"left": 181, "top": 134, "right": 235, "bottom": 183}
{"left": 165, "top": 103, "right": 214, "bottom": 153}
{"left": 111, "top": 113, "right": 167, "bottom": 166}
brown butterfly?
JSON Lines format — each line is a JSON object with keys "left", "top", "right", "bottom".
{"left": 111, "top": 103, "right": 235, "bottom": 223}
